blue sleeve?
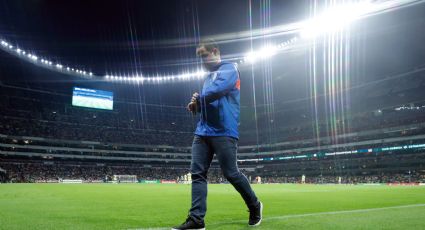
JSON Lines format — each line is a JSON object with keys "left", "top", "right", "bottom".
{"left": 198, "top": 65, "right": 238, "bottom": 104}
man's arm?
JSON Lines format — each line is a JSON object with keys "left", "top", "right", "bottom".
{"left": 198, "top": 65, "right": 238, "bottom": 105}
{"left": 187, "top": 92, "right": 201, "bottom": 114}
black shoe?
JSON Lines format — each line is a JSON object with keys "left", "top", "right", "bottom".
{"left": 172, "top": 216, "right": 205, "bottom": 230}
{"left": 248, "top": 201, "right": 263, "bottom": 226}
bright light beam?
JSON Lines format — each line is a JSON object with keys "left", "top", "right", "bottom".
{"left": 300, "top": 1, "right": 377, "bottom": 39}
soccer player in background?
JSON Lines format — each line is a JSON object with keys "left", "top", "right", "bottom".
{"left": 172, "top": 39, "right": 263, "bottom": 230}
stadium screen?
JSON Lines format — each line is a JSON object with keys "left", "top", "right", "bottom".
{"left": 72, "top": 87, "right": 114, "bottom": 110}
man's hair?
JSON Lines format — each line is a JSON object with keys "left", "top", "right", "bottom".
{"left": 198, "top": 38, "right": 220, "bottom": 54}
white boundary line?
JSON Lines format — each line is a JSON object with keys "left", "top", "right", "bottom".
{"left": 129, "top": 203, "right": 425, "bottom": 230}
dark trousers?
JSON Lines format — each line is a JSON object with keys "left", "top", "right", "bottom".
{"left": 189, "top": 135, "right": 259, "bottom": 221}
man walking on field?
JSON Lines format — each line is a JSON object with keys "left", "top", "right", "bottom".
{"left": 172, "top": 39, "right": 263, "bottom": 230}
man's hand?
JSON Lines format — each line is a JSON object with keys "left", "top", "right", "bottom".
{"left": 187, "top": 92, "right": 200, "bottom": 114}
{"left": 187, "top": 101, "right": 198, "bottom": 114}
{"left": 191, "top": 92, "right": 199, "bottom": 103}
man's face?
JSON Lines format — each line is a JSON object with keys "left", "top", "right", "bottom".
{"left": 196, "top": 46, "right": 219, "bottom": 71}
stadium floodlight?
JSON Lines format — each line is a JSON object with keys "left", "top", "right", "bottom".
{"left": 196, "top": 70, "right": 206, "bottom": 78}
{"left": 244, "top": 51, "right": 256, "bottom": 63}
{"left": 1, "top": 32, "right": 297, "bottom": 83}
{"left": 184, "top": 73, "right": 192, "bottom": 79}
{"left": 179, "top": 73, "right": 189, "bottom": 80}
{"left": 258, "top": 46, "right": 276, "bottom": 59}
{"left": 300, "top": 1, "right": 376, "bottom": 39}
{"left": 27, "top": 54, "right": 38, "bottom": 61}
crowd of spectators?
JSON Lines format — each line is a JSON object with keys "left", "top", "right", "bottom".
{"left": 1, "top": 87, "right": 424, "bottom": 147}
{"left": 1, "top": 160, "right": 424, "bottom": 184}
{"left": 260, "top": 173, "right": 425, "bottom": 184}
{"left": 0, "top": 161, "right": 232, "bottom": 183}
{"left": 1, "top": 82, "right": 425, "bottom": 184}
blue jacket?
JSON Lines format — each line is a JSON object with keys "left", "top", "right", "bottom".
{"left": 195, "top": 61, "right": 241, "bottom": 139}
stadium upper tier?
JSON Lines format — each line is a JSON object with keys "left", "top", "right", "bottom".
{"left": 0, "top": 79, "right": 424, "bottom": 146}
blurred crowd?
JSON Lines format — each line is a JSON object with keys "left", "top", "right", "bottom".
{"left": 1, "top": 85, "right": 425, "bottom": 147}
{"left": 1, "top": 80, "right": 425, "bottom": 184}
{"left": 259, "top": 173, "right": 425, "bottom": 184}
{"left": 1, "top": 160, "right": 423, "bottom": 184}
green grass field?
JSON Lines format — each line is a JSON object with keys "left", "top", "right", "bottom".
{"left": 0, "top": 184, "right": 424, "bottom": 230}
